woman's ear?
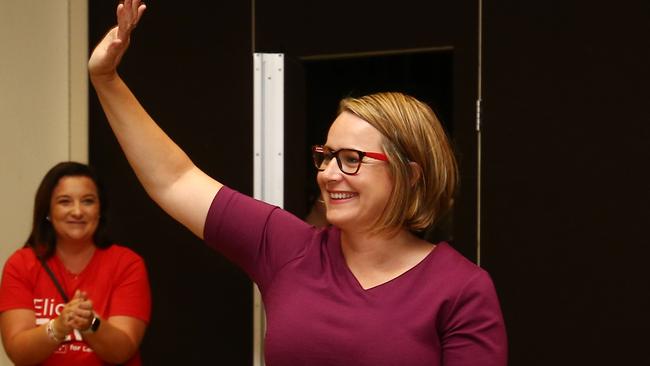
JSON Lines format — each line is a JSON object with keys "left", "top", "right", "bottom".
{"left": 408, "top": 161, "right": 422, "bottom": 187}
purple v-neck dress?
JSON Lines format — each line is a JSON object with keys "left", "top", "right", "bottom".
{"left": 204, "top": 186, "right": 507, "bottom": 366}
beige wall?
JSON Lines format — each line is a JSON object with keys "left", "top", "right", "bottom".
{"left": 0, "top": 0, "right": 87, "bottom": 364}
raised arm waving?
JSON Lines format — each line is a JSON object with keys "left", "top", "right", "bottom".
{"left": 89, "top": 0, "right": 222, "bottom": 238}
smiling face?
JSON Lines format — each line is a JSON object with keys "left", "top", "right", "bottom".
{"left": 49, "top": 176, "right": 101, "bottom": 246}
{"left": 317, "top": 111, "right": 393, "bottom": 233}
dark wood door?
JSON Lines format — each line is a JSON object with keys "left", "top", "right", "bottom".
{"left": 482, "top": 1, "right": 650, "bottom": 364}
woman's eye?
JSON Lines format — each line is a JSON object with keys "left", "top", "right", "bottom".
{"left": 341, "top": 152, "right": 360, "bottom": 164}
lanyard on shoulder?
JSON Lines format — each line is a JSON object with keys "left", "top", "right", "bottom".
{"left": 37, "top": 255, "right": 70, "bottom": 303}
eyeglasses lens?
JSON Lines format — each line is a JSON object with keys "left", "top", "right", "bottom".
{"left": 312, "top": 148, "right": 328, "bottom": 170}
{"left": 337, "top": 149, "right": 361, "bottom": 174}
{"left": 313, "top": 147, "right": 362, "bottom": 175}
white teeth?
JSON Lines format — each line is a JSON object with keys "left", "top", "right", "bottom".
{"left": 330, "top": 192, "right": 355, "bottom": 200}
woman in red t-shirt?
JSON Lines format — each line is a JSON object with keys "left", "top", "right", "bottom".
{"left": 0, "top": 162, "right": 151, "bottom": 365}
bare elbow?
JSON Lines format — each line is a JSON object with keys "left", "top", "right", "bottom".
{"left": 101, "top": 341, "right": 139, "bottom": 364}
{"left": 2, "top": 337, "right": 27, "bottom": 366}
{"left": 5, "top": 347, "right": 35, "bottom": 366}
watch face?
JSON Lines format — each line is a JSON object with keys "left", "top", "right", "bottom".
{"left": 90, "top": 316, "right": 101, "bottom": 332}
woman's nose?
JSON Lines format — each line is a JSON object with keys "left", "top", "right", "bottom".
{"left": 320, "top": 158, "right": 342, "bottom": 179}
{"left": 70, "top": 202, "right": 83, "bottom": 216}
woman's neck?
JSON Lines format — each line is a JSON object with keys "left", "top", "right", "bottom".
{"left": 341, "top": 228, "right": 421, "bottom": 256}
{"left": 56, "top": 241, "right": 96, "bottom": 275}
{"left": 340, "top": 228, "right": 435, "bottom": 289}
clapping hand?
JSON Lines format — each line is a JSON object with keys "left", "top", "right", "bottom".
{"left": 64, "top": 290, "right": 95, "bottom": 333}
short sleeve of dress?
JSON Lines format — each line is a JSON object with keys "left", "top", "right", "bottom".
{"left": 441, "top": 270, "right": 508, "bottom": 366}
{"left": 203, "top": 186, "right": 315, "bottom": 290}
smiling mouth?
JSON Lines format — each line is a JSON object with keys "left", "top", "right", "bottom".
{"left": 329, "top": 192, "right": 357, "bottom": 200}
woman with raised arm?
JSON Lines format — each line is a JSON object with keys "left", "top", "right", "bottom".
{"left": 0, "top": 162, "right": 151, "bottom": 365}
{"left": 88, "top": 1, "right": 507, "bottom": 365}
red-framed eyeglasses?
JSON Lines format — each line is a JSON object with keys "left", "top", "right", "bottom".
{"left": 312, "top": 145, "right": 389, "bottom": 175}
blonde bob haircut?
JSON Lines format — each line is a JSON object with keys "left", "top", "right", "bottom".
{"left": 338, "top": 92, "right": 458, "bottom": 237}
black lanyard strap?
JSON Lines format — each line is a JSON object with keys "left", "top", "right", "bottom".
{"left": 38, "top": 256, "right": 70, "bottom": 303}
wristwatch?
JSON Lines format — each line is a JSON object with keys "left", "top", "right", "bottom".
{"left": 82, "top": 314, "right": 101, "bottom": 334}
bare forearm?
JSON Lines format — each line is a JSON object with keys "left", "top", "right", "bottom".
{"left": 91, "top": 74, "right": 195, "bottom": 203}
{"left": 88, "top": 3, "right": 222, "bottom": 238}
{"left": 90, "top": 74, "right": 222, "bottom": 237}
{"left": 4, "top": 323, "right": 63, "bottom": 365}
{"left": 82, "top": 320, "right": 141, "bottom": 364}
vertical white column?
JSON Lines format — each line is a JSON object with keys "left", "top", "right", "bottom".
{"left": 252, "top": 53, "right": 284, "bottom": 366}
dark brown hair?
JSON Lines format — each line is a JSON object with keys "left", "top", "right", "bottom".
{"left": 25, "top": 162, "right": 111, "bottom": 258}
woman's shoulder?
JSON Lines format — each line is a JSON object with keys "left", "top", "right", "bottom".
{"left": 207, "top": 184, "right": 314, "bottom": 240}
{"left": 5, "top": 247, "right": 38, "bottom": 265}
{"left": 1, "top": 247, "right": 41, "bottom": 278}
{"left": 429, "top": 242, "right": 493, "bottom": 284}
{"left": 424, "top": 243, "right": 501, "bottom": 316}
{"left": 96, "top": 244, "right": 145, "bottom": 263}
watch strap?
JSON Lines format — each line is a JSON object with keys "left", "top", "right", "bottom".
{"left": 82, "top": 314, "right": 101, "bottom": 334}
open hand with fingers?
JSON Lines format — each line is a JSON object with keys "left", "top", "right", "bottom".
{"left": 88, "top": 0, "right": 146, "bottom": 80}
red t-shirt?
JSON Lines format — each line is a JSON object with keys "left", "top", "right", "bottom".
{"left": 0, "top": 245, "right": 151, "bottom": 366}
